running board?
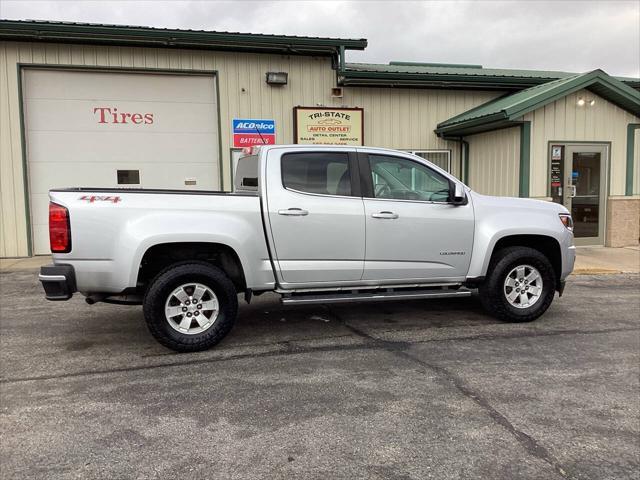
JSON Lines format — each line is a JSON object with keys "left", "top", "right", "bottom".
{"left": 280, "top": 288, "right": 472, "bottom": 305}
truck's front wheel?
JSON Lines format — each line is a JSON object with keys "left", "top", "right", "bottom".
{"left": 479, "top": 246, "right": 556, "bottom": 323}
{"left": 143, "top": 262, "right": 238, "bottom": 352}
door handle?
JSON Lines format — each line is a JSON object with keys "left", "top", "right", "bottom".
{"left": 372, "top": 211, "right": 399, "bottom": 219}
{"left": 278, "top": 208, "right": 309, "bottom": 216}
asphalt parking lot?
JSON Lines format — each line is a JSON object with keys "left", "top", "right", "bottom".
{"left": 1, "top": 270, "right": 638, "bottom": 480}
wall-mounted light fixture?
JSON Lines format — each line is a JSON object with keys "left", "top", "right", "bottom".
{"left": 265, "top": 72, "right": 288, "bottom": 85}
{"left": 577, "top": 97, "right": 596, "bottom": 107}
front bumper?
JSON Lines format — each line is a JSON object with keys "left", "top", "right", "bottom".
{"left": 39, "top": 264, "right": 77, "bottom": 301}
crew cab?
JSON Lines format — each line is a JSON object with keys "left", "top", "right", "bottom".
{"left": 39, "top": 145, "right": 576, "bottom": 352}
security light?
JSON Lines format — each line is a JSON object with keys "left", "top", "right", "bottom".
{"left": 265, "top": 72, "right": 288, "bottom": 85}
{"left": 577, "top": 98, "right": 586, "bottom": 106}
{"left": 589, "top": 99, "right": 596, "bottom": 106}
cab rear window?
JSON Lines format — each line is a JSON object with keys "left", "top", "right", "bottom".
{"left": 281, "top": 152, "right": 352, "bottom": 196}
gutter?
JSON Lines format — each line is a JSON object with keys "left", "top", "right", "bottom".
{"left": 0, "top": 20, "right": 368, "bottom": 56}
{"left": 440, "top": 135, "right": 470, "bottom": 185}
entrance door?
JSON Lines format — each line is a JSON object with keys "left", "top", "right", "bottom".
{"left": 553, "top": 144, "right": 607, "bottom": 245}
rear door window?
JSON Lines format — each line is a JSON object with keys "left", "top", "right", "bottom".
{"left": 281, "top": 152, "right": 352, "bottom": 196}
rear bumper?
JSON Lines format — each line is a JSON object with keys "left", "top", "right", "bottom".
{"left": 39, "top": 264, "right": 77, "bottom": 301}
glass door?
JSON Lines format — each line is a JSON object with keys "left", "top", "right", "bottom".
{"left": 563, "top": 145, "right": 607, "bottom": 245}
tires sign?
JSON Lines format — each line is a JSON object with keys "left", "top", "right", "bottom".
{"left": 233, "top": 119, "right": 275, "bottom": 147}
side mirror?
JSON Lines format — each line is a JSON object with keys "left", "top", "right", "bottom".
{"left": 451, "top": 183, "right": 467, "bottom": 205}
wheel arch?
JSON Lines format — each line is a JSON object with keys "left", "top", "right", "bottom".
{"left": 136, "top": 242, "right": 247, "bottom": 293}
{"left": 486, "top": 234, "right": 562, "bottom": 288}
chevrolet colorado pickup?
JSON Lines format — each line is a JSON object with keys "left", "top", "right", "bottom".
{"left": 40, "top": 145, "right": 576, "bottom": 352}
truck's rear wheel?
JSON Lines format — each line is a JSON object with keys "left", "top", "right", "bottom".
{"left": 479, "top": 246, "right": 556, "bottom": 323}
{"left": 143, "top": 262, "right": 238, "bottom": 352}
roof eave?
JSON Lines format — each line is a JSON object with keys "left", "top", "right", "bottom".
{"left": 435, "top": 112, "right": 510, "bottom": 136}
{"left": 504, "top": 71, "right": 640, "bottom": 119}
{"left": 0, "top": 21, "right": 367, "bottom": 55}
{"left": 339, "top": 71, "right": 552, "bottom": 90}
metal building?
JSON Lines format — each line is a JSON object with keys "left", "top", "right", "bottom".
{"left": 1, "top": 20, "right": 639, "bottom": 257}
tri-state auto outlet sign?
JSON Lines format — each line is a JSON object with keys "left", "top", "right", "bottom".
{"left": 294, "top": 107, "right": 364, "bottom": 145}
{"left": 233, "top": 119, "right": 276, "bottom": 147}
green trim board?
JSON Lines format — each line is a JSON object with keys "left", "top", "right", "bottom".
{"left": 519, "top": 122, "right": 531, "bottom": 197}
{"left": 16, "top": 66, "right": 33, "bottom": 256}
{"left": 0, "top": 20, "right": 367, "bottom": 56}
{"left": 627, "top": 124, "right": 640, "bottom": 196}
{"left": 435, "top": 70, "right": 640, "bottom": 137}
{"left": 214, "top": 73, "right": 225, "bottom": 190}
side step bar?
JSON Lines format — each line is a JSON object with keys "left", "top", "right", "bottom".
{"left": 281, "top": 288, "right": 472, "bottom": 305}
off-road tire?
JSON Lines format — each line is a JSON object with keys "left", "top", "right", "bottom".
{"left": 143, "top": 262, "right": 238, "bottom": 352}
{"left": 479, "top": 246, "right": 556, "bottom": 323}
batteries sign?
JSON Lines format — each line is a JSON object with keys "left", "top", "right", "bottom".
{"left": 233, "top": 119, "right": 276, "bottom": 147}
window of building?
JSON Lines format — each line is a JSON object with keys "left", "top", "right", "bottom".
{"left": 406, "top": 150, "right": 451, "bottom": 173}
{"left": 281, "top": 152, "right": 352, "bottom": 196}
{"left": 368, "top": 154, "right": 450, "bottom": 202}
{"left": 117, "top": 170, "right": 140, "bottom": 185}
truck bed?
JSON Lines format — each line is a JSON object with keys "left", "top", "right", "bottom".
{"left": 48, "top": 188, "right": 274, "bottom": 293}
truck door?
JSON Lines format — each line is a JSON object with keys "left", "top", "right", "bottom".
{"left": 359, "top": 151, "right": 474, "bottom": 281}
{"left": 264, "top": 148, "right": 365, "bottom": 286}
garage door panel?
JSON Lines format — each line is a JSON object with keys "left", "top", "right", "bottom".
{"left": 24, "top": 69, "right": 220, "bottom": 255}
{"left": 25, "top": 99, "right": 217, "bottom": 134}
{"left": 28, "top": 162, "right": 219, "bottom": 194}
{"left": 25, "top": 70, "right": 216, "bottom": 103}
{"left": 27, "top": 132, "right": 217, "bottom": 164}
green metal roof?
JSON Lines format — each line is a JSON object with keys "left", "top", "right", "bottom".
{"left": 435, "top": 70, "right": 640, "bottom": 137}
{"left": 388, "top": 61, "right": 483, "bottom": 69}
{"left": 341, "top": 62, "right": 640, "bottom": 91}
{"left": 0, "top": 19, "right": 367, "bottom": 56}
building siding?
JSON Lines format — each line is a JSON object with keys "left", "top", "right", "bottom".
{"left": 521, "top": 89, "right": 640, "bottom": 198}
{"left": 1, "top": 41, "right": 503, "bottom": 257}
{"left": 467, "top": 127, "right": 521, "bottom": 197}
{"left": 0, "top": 41, "right": 339, "bottom": 257}
{"left": 343, "top": 87, "right": 500, "bottom": 178}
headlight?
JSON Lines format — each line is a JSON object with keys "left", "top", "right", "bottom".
{"left": 559, "top": 213, "right": 573, "bottom": 231}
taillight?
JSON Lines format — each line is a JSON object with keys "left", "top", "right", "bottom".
{"left": 49, "top": 202, "right": 71, "bottom": 253}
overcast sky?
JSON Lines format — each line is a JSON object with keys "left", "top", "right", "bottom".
{"left": 1, "top": 0, "right": 638, "bottom": 77}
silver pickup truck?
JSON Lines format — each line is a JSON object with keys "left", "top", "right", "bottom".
{"left": 40, "top": 145, "right": 576, "bottom": 352}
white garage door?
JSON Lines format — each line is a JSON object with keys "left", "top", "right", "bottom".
{"left": 23, "top": 68, "right": 220, "bottom": 254}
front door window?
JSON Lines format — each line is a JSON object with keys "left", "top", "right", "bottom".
{"left": 571, "top": 152, "right": 601, "bottom": 238}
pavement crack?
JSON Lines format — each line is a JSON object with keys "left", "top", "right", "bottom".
{"left": 0, "top": 341, "right": 382, "bottom": 385}
{"left": 330, "top": 308, "right": 576, "bottom": 480}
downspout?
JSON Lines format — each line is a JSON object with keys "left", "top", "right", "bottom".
{"left": 461, "top": 138, "right": 470, "bottom": 186}
{"left": 440, "top": 135, "right": 469, "bottom": 185}
{"left": 335, "top": 45, "right": 346, "bottom": 87}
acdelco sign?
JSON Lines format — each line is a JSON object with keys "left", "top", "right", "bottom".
{"left": 232, "top": 118, "right": 276, "bottom": 147}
